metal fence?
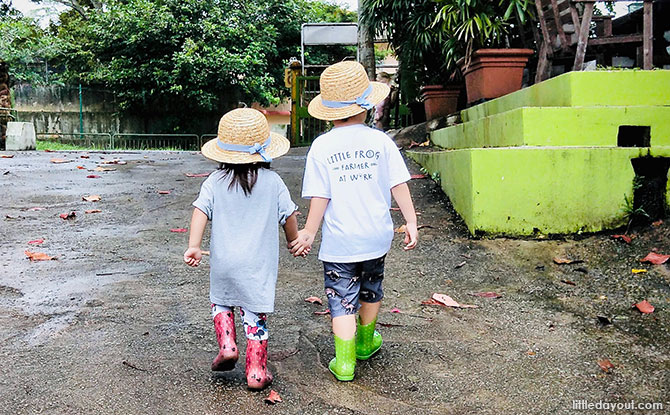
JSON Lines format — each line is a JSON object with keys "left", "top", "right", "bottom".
{"left": 37, "top": 133, "right": 113, "bottom": 149}
{"left": 36, "top": 133, "right": 203, "bottom": 150}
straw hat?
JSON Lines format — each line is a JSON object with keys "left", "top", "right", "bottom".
{"left": 201, "top": 108, "right": 290, "bottom": 164}
{"left": 308, "top": 61, "right": 390, "bottom": 121}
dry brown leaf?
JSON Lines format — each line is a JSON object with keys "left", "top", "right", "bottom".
{"left": 76, "top": 165, "right": 86, "bottom": 170}
{"left": 185, "top": 172, "right": 209, "bottom": 177}
{"left": 158, "top": 190, "right": 171, "bottom": 195}
{"left": 80, "top": 155, "right": 90, "bottom": 159}
{"left": 611, "top": 234, "right": 632, "bottom": 244}
{"left": 1, "top": 154, "right": 15, "bottom": 158}
{"left": 640, "top": 252, "right": 670, "bottom": 265}
{"left": 85, "top": 209, "right": 102, "bottom": 214}
{"left": 82, "top": 195, "right": 101, "bottom": 202}
{"left": 632, "top": 300, "right": 655, "bottom": 314}
{"left": 553, "top": 257, "right": 583, "bottom": 265}
{"left": 652, "top": 219, "right": 663, "bottom": 227}
{"left": 560, "top": 279, "right": 576, "bottom": 286}
{"left": 264, "top": 390, "right": 282, "bottom": 404}
{"left": 50, "top": 158, "right": 71, "bottom": 164}
{"left": 59, "top": 211, "right": 76, "bottom": 220}
{"left": 94, "top": 166, "right": 116, "bottom": 172}
{"left": 431, "top": 293, "right": 478, "bottom": 309}
{"left": 25, "top": 250, "right": 55, "bottom": 261}
{"left": 394, "top": 225, "right": 406, "bottom": 233}
{"left": 313, "top": 309, "right": 330, "bottom": 315}
{"left": 304, "top": 296, "right": 323, "bottom": 305}
{"left": 597, "top": 358, "right": 615, "bottom": 372}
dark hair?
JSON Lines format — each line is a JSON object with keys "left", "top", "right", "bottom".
{"left": 218, "top": 162, "right": 270, "bottom": 196}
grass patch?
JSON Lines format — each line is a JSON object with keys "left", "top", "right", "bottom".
{"left": 36, "top": 140, "right": 190, "bottom": 152}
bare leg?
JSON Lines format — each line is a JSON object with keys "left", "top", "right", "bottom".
{"left": 332, "top": 315, "right": 356, "bottom": 340}
{"left": 359, "top": 301, "right": 381, "bottom": 326}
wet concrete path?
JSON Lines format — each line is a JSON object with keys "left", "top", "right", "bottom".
{"left": 0, "top": 149, "right": 668, "bottom": 414}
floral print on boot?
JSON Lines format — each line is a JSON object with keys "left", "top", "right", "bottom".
{"left": 211, "top": 311, "right": 239, "bottom": 371}
{"left": 245, "top": 339, "right": 272, "bottom": 390}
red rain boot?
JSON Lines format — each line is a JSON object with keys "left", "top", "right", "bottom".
{"left": 211, "top": 311, "right": 238, "bottom": 371}
{"left": 245, "top": 339, "right": 272, "bottom": 390}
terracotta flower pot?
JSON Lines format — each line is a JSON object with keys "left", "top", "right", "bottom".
{"left": 458, "top": 48, "right": 534, "bottom": 104}
{"left": 420, "top": 84, "right": 461, "bottom": 121}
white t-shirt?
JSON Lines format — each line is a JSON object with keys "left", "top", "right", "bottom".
{"left": 302, "top": 124, "right": 411, "bottom": 263}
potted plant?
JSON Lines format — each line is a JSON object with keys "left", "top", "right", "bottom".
{"left": 433, "top": 0, "right": 535, "bottom": 104}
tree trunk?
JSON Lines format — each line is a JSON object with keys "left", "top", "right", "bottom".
{"left": 357, "top": 0, "right": 376, "bottom": 81}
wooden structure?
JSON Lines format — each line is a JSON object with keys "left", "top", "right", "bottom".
{"left": 535, "top": 0, "right": 654, "bottom": 82}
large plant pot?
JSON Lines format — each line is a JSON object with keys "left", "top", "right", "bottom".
{"left": 420, "top": 84, "right": 461, "bottom": 121}
{"left": 459, "top": 48, "right": 534, "bottom": 104}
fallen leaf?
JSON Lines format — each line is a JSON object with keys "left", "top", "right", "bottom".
{"left": 85, "top": 209, "right": 102, "bottom": 214}
{"left": 28, "top": 239, "right": 44, "bottom": 245}
{"left": 185, "top": 173, "right": 209, "bottom": 177}
{"left": 632, "top": 300, "right": 655, "bottom": 314}
{"left": 170, "top": 228, "right": 187, "bottom": 233}
{"left": 59, "top": 211, "right": 76, "bottom": 220}
{"left": 390, "top": 207, "right": 401, "bottom": 211}
{"left": 652, "top": 219, "right": 663, "bottom": 227}
{"left": 611, "top": 234, "right": 632, "bottom": 244}
{"left": 50, "top": 158, "right": 71, "bottom": 164}
{"left": 304, "top": 296, "right": 323, "bottom": 305}
{"left": 640, "top": 252, "right": 670, "bottom": 265}
{"left": 394, "top": 225, "right": 406, "bottom": 233}
{"left": 25, "top": 250, "right": 54, "bottom": 261}
{"left": 421, "top": 298, "right": 443, "bottom": 306}
{"left": 264, "top": 390, "right": 282, "bottom": 404}
{"left": 632, "top": 268, "right": 647, "bottom": 274}
{"left": 390, "top": 307, "right": 402, "bottom": 313}
{"left": 158, "top": 190, "right": 171, "bottom": 195}
{"left": 526, "top": 350, "right": 536, "bottom": 356}
{"left": 560, "top": 279, "right": 576, "bottom": 286}
{"left": 1, "top": 154, "right": 14, "bottom": 158}
{"left": 455, "top": 261, "right": 466, "bottom": 269}
{"left": 430, "top": 293, "right": 478, "bottom": 309}
{"left": 76, "top": 165, "right": 86, "bottom": 170}
{"left": 417, "top": 225, "right": 433, "bottom": 230}
{"left": 597, "top": 358, "right": 615, "bottom": 372}
{"left": 470, "top": 292, "right": 502, "bottom": 298}
{"left": 99, "top": 159, "right": 127, "bottom": 165}
{"left": 410, "top": 174, "right": 428, "bottom": 179}
{"left": 86, "top": 175, "right": 101, "bottom": 179}
{"left": 553, "top": 257, "right": 583, "bottom": 265}
{"left": 94, "top": 167, "right": 115, "bottom": 172}
{"left": 419, "top": 141, "right": 429, "bottom": 147}
{"left": 313, "top": 309, "right": 330, "bottom": 315}
{"left": 43, "top": 149, "right": 54, "bottom": 152}
{"left": 82, "top": 195, "right": 101, "bottom": 202}
{"left": 80, "top": 155, "right": 90, "bottom": 159}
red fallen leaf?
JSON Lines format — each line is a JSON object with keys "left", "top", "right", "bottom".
{"left": 553, "top": 257, "right": 583, "bottom": 265}
{"left": 652, "top": 219, "right": 663, "bottom": 227}
{"left": 50, "top": 158, "right": 71, "bottom": 164}
{"left": 80, "top": 155, "right": 90, "bottom": 159}
{"left": 82, "top": 195, "right": 101, "bottom": 202}
{"left": 86, "top": 175, "right": 101, "bottom": 179}
{"left": 597, "top": 358, "right": 615, "bottom": 372}
{"left": 185, "top": 173, "right": 210, "bottom": 177}
{"left": 633, "top": 300, "right": 655, "bottom": 314}
{"left": 76, "top": 165, "right": 86, "bottom": 170}
{"left": 1, "top": 154, "right": 14, "bottom": 158}
{"left": 59, "top": 211, "right": 76, "bottom": 220}
{"left": 390, "top": 307, "right": 402, "bottom": 313}
{"left": 410, "top": 174, "right": 428, "bottom": 179}
{"left": 640, "top": 252, "right": 670, "bottom": 265}
{"left": 430, "top": 293, "right": 478, "bottom": 309}
{"left": 560, "top": 279, "right": 576, "bottom": 286}
{"left": 158, "top": 190, "right": 171, "bottom": 195}
{"left": 304, "top": 296, "right": 323, "bottom": 305}
{"left": 470, "top": 292, "right": 502, "bottom": 298}
{"left": 611, "top": 234, "right": 632, "bottom": 244}
{"left": 313, "top": 309, "right": 330, "bottom": 315}
{"left": 264, "top": 390, "right": 282, "bottom": 404}
{"left": 28, "top": 239, "right": 44, "bottom": 245}
{"left": 25, "top": 250, "right": 55, "bottom": 261}
{"left": 170, "top": 228, "right": 187, "bottom": 233}
{"left": 85, "top": 209, "right": 102, "bottom": 214}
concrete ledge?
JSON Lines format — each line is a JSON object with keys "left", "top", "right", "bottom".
{"left": 6, "top": 122, "right": 36, "bottom": 151}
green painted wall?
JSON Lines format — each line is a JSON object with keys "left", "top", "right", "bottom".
{"left": 461, "top": 70, "right": 670, "bottom": 123}
{"left": 409, "top": 147, "right": 670, "bottom": 236}
{"left": 432, "top": 106, "right": 670, "bottom": 149}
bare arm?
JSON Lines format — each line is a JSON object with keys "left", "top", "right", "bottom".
{"left": 391, "top": 182, "right": 418, "bottom": 250}
{"left": 184, "top": 208, "right": 208, "bottom": 266}
{"left": 289, "top": 197, "right": 329, "bottom": 257}
{"left": 283, "top": 211, "right": 299, "bottom": 245}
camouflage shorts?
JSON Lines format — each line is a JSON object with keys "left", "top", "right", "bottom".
{"left": 323, "top": 255, "right": 385, "bottom": 318}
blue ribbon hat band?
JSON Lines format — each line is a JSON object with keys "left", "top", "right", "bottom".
{"left": 321, "top": 84, "right": 375, "bottom": 110}
{"left": 217, "top": 136, "right": 273, "bottom": 162}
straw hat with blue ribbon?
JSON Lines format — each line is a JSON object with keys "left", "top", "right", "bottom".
{"left": 201, "top": 108, "right": 290, "bottom": 164}
{"left": 308, "top": 61, "right": 391, "bottom": 121}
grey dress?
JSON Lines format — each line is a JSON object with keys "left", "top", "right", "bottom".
{"left": 193, "top": 168, "right": 297, "bottom": 313}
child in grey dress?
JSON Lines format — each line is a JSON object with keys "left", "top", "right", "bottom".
{"left": 184, "top": 108, "right": 298, "bottom": 390}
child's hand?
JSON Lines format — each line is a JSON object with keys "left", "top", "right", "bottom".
{"left": 184, "top": 247, "right": 203, "bottom": 267}
{"left": 403, "top": 222, "right": 418, "bottom": 250}
{"left": 289, "top": 229, "right": 315, "bottom": 257}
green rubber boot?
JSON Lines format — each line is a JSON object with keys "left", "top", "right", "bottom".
{"left": 329, "top": 335, "right": 356, "bottom": 381}
{"left": 355, "top": 317, "right": 382, "bottom": 360}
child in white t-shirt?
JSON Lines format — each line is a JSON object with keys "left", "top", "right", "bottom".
{"left": 290, "top": 61, "right": 418, "bottom": 381}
